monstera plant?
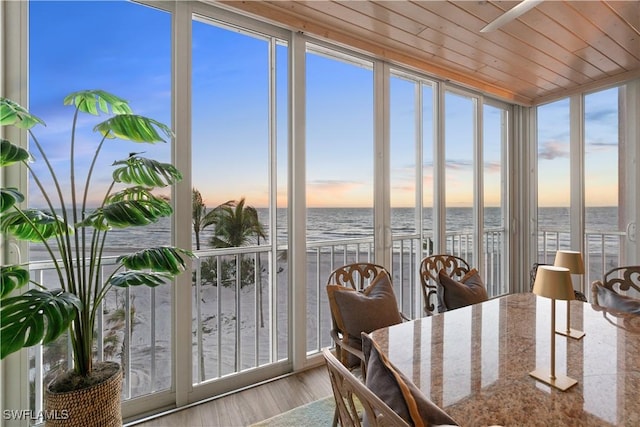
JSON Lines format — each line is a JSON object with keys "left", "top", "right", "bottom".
{"left": 0, "top": 90, "right": 192, "bottom": 425}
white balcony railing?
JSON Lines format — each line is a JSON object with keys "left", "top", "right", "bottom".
{"left": 537, "top": 229, "right": 625, "bottom": 292}
{"left": 28, "top": 227, "right": 630, "bottom": 418}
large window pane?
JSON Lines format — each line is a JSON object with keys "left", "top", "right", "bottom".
{"left": 191, "top": 17, "right": 288, "bottom": 382}
{"left": 390, "top": 74, "right": 418, "bottom": 234}
{"left": 483, "top": 104, "right": 507, "bottom": 295}
{"left": 584, "top": 88, "right": 620, "bottom": 281}
{"left": 422, "top": 84, "right": 435, "bottom": 252}
{"left": 389, "top": 72, "right": 435, "bottom": 317}
{"left": 444, "top": 92, "right": 476, "bottom": 265}
{"left": 306, "top": 46, "right": 374, "bottom": 354}
{"left": 28, "top": 0, "right": 172, "bottom": 405}
{"left": 537, "top": 98, "right": 571, "bottom": 263}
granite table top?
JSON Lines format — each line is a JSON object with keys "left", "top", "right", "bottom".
{"left": 370, "top": 292, "right": 640, "bottom": 426}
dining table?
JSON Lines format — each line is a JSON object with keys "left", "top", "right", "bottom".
{"left": 369, "top": 292, "right": 640, "bottom": 426}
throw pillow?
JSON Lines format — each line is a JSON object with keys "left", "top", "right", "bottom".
{"left": 361, "top": 333, "right": 459, "bottom": 427}
{"left": 439, "top": 268, "right": 488, "bottom": 311}
{"left": 327, "top": 272, "right": 403, "bottom": 368}
{"left": 593, "top": 283, "right": 640, "bottom": 315}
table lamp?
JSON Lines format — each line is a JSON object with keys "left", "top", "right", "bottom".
{"left": 554, "top": 250, "right": 585, "bottom": 340}
{"left": 529, "top": 265, "right": 578, "bottom": 391}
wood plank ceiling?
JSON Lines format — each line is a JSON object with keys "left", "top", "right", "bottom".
{"left": 217, "top": 1, "right": 640, "bottom": 106}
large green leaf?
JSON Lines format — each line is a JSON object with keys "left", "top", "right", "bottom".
{"left": 109, "top": 271, "right": 173, "bottom": 288}
{"left": 112, "top": 156, "right": 182, "bottom": 187}
{"left": 0, "top": 139, "right": 31, "bottom": 166}
{"left": 0, "top": 188, "right": 25, "bottom": 213}
{"left": 78, "top": 198, "right": 173, "bottom": 229}
{"left": 94, "top": 114, "right": 174, "bottom": 143}
{"left": 0, "top": 209, "right": 72, "bottom": 242}
{"left": 0, "top": 98, "right": 45, "bottom": 129}
{"left": 63, "top": 89, "right": 132, "bottom": 116}
{"left": 105, "top": 186, "right": 158, "bottom": 203}
{"left": 0, "top": 289, "right": 81, "bottom": 359}
{"left": 0, "top": 266, "right": 29, "bottom": 299}
{"left": 118, "top": 246, "right": 193, "bottom": 274}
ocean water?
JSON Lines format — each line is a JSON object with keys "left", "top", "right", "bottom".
{"left": 28, "top": 206, "right": 619, "bottom": 261}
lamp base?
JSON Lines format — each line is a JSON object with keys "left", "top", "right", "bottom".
{"left": 556, "top": 328, "right": 585, "bottom": 340}
{"left": 529, "top": 368, "right": 578, "bottom": 391}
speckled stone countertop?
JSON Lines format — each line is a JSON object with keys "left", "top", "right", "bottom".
{"left": 370, "top": 293, "right": 640, "bottom": 426}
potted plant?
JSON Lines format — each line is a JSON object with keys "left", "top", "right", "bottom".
{"left": 0, "top": 90, "right": 192, "bottom": 426}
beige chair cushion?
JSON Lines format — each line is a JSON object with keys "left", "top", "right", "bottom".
{"left": 439, "top": 268, "right": 488, "bottom": 311}
{"left": 361, "top": 333, "right": 459, "bottom": 427}
{"left": 327, "top": 272, "right": 403, "bottom": 367}
{"left": 593, "top": 283, "right": 640, "bottom": 315}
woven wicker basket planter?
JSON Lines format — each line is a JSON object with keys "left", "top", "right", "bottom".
{"left": 44, "top": 361, "right": 122, "bottom": 427}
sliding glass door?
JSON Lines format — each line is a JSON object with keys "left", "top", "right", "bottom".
{"left": 483, "top": 103, "right": 509, "bottom": 294}
{"left": 190, "top": 8, "right": 290, "bottom": 397}
{"left": 26, "top": 0, "right": 173, "bottom": 413}
{"left": 536, "top": 85, "right": 638, "bottom": 287}
{"left": 444, "top": 91, "right": 477, "bottom": 265}
{"left": 305, "top": 44, "right": 374, "bottom": 355}
{"left": 441, "top": 90, "right": 509, "bottom": 297}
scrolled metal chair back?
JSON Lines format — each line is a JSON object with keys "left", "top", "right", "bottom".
{"left": 601, "top": 266, "right": 640, "bottom": 294}
{"left": 591, "top": 266, "right": 640, "bottom": 331}
{"left": 419, "top": 254, "right": 470, "bottom": 315}
{"left": 327, "top": 262, "right": 389, "bottom": 291}
{"left": 592, "top": 265, "right": 640, "bottom": 302}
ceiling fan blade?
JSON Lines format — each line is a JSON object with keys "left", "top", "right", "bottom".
{"left": 480, "top": 0, "right": 544, "bottom": 33}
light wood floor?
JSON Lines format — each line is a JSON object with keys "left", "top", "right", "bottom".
{"left": 128, "top": 365, "right": 333, "bottom": 427}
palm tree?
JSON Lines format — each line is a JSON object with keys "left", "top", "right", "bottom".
{"left": 205, "top": 198, "right": 267, "bottom": 329}
{"left": 192, "top": 188, "right": 207, "bottom": 250}
{"left": 205, "top": 198, "right": 266, "bottom": 248}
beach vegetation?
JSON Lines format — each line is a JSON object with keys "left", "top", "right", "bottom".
{"left": 205, "top": 198, "right": 266, "bottom": 248}
{"left": 193, "top": 195, "right": 266, "bottom": 289}
{"left": 192, "top": 188, "right": 206, "bottom": 250}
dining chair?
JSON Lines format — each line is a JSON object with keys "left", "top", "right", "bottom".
{"left": 326, "top": 262, "right": 390, "bottom": 293}
{"left": 326, "top": 263, "right": 407, "bottom": 371}
{"left": 323, "top": 348, "right": 410, "bottom": 427}
{"left": 419, "top": 254, "right": 470, "bottom": 315}
{"left": 591, "top": 265, "right": 640, "bottom": 314}
{"left": 326, "top": 263, "right": 406, "bottom": 427}
{"left": 360, "top": 333, "right": 460, "bottom": 427}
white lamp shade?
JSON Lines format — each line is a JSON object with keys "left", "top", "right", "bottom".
{"left": 554, "top": 250, "right": 585, "bottom": 274}
{"left": 532, "top": 266, "right": 575, "bottom": 301}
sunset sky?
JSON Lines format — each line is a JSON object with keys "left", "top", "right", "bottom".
{"left": 28, "top": 1, "right": 619, "bottom": 210}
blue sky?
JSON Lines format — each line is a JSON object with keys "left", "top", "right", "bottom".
{"left": 537, "top": 88, "right": 619, "bottom": 207}
{"left": 27, "top": 0, "right": 619, "bottom": 209}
